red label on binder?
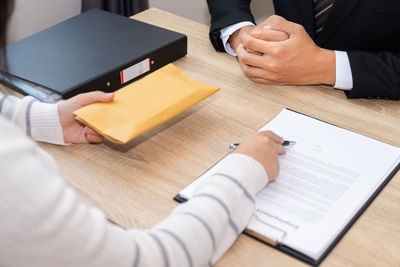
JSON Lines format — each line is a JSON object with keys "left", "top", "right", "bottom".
{"left": 120, "top": 58, "right": 151, "bottom": 84}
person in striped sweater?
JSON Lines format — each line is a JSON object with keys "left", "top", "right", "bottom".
{"left": 0, "top": 1, "right": 286, "bottom": 266}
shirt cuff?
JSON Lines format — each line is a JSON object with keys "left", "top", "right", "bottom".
{"left": 334, "top": 50, "right": 353, "bottom": 90}
{"left": 29, "top": 101, "right": 67, "bottom": 145}
{"left": 220, "top": 21, "right": 255, "bottom": 57}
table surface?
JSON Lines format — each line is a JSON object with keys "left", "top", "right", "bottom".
{"left": 39, "top": 8, "right": 400, "bottom": 267}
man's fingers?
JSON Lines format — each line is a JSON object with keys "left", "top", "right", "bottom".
{"left": 237, "top": 44, "right": 286, "bottom": 84}
{"left": 240, "top": 34, "right": 276, "bottom": 56}
{"left": 257, "top": 15, "right": 285, "bottom": 28}
{"left": 264, "top": 15, "right": 301, "bottom": 36}
{"left": 240, "top": 63, "right": 271, "bottom": 80}
{"left": 251, "top": 77, "right": 274, "bottom": 84}
{"left": 237, "top": 42, "right": 283, "bottom": 71}
{"left": 237, "top": 44, "right": 267, "bottom": 68}
{"left": 251, "top": 28, "right": 289, "bottom": 42}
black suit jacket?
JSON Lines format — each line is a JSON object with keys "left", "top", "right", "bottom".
{"left": 207, "top": 0, "right": 400, "bottom": 99}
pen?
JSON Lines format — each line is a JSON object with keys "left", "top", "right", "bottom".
{"left": 282, "top": 140, "right": 296, "bottom": 146}
{"left": 229, "top": 140, "right": 296, "bottom": 150}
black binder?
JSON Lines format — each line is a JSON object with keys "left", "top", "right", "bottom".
{"left": 1, "top": 9, "right": 187, "bottom": 102}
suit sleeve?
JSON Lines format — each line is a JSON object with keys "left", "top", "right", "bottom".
{"left": 345, "top": 50, "right": 400, "bottom": 99}
{"left": 207, "top": 0, "right": 255, "bottom": 52}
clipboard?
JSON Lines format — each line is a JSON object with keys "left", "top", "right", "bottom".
{"left": 173, "top": 108, "right": 400, "bottom": 266}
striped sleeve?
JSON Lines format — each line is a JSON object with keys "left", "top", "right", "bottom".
{"left": 0, "top": 116, "right": 269, "bottom": 267}
{"left": 128, "top": 153, "right": 269, "bottom": 266}
{"left": 0, "top": 91, "right": 65, "bottom": 145}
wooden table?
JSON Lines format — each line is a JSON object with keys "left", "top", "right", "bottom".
{"left": 40, "top": 8, "right": 400, "bottom": 267}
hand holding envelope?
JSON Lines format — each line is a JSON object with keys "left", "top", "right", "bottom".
{"left": 73, "top": 64, "right": 220, "bottom": 144}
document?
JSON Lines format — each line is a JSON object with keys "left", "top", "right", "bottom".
{"left": 74, "top": 64, "right": 219, "bottom": 143}
{"left": 176, "top": 109, "right": 400, "bottom": 265}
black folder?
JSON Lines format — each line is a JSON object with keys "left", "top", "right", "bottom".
{"left": 1, "top": 9, "right": 187, "bottom": 102}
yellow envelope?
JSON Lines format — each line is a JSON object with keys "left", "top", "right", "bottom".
{"left": 73, "top": 64, "right": 220, "bottom": 144}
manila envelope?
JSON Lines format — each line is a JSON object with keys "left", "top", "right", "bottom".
{"left": 73, "top": 64, "right": 220, "bottom": 144}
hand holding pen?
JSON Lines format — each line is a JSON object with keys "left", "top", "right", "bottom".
{"left": 232, "top": 131, "right": 289, "bottom": 181}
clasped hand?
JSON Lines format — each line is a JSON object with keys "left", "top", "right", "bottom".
{"left": 230, "top": 15, "right": 335, "bottom": 86}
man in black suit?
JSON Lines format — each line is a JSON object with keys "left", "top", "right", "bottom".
{"left": 207, "top": 0, "right": 400, "bottom": 99}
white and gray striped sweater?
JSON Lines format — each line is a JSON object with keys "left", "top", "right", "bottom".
{"left": 0, "top": 92, "right": 269, "bottom": 267}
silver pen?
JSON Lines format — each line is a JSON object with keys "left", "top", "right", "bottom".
{"left": 229, "top": 140, "right": 296, "bottom": 150}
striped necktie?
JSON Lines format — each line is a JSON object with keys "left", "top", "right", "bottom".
{"left": 314, "top": 0, "right": 335, "bottom": 34}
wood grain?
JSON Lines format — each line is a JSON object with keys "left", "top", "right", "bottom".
{"left": 37, "top": 8, "right": 400, "bottom": 267}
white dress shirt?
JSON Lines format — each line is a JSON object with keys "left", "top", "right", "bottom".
{"left": 220, "top": 22, "right": 353, "bottom": 90}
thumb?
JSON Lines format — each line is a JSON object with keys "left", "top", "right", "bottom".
{"left": 75, "top": 91, "right": 114, "bottom": 106}
{"left": 263, "top": 15, "right": 299, "bottom": 36}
